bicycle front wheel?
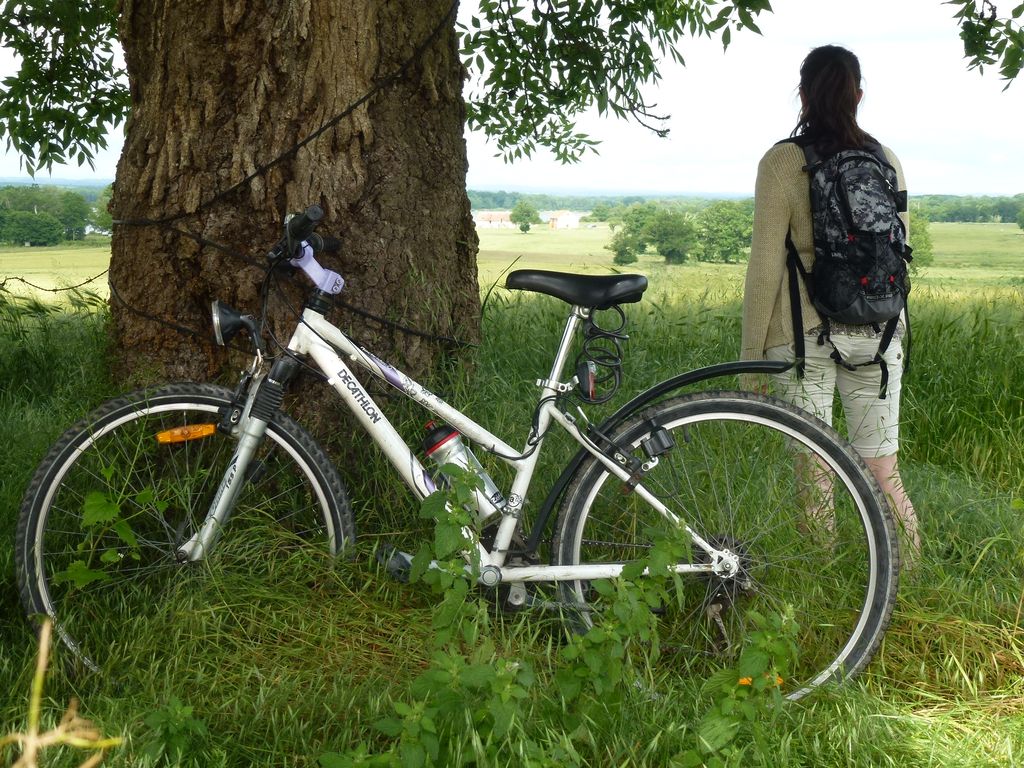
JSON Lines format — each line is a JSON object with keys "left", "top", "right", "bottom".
{"left": 16, "top": 383, "right": 354, "bottom": 674}
{"left": 552, "top": 390, "right": 898, "bottom": 700}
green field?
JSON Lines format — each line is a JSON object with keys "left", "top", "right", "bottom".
{"left": 0, "top": 241, "right": 111, "bottom": 297}
{"left": 6, "top": 222, "right": 1019, "bottom": 301}
{"left": 920, "top": 222, "right": 1024, "bottom": 288}
{"left": 476, "top": 221, "right": 1024, "bottom": 290}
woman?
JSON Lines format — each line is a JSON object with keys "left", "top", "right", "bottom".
{"left": 741, "top": 45, "right": 921, "bottom": 562}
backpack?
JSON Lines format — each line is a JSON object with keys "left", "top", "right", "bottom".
{"left": 783, "top": 137, "right": 913, "bottom": 398}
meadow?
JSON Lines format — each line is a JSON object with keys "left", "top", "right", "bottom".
{"left": 1, "top": 222, "right": 1022, "bottom": 766}
{"left": 0, "top": 237, "right": 112, "bottom": 297}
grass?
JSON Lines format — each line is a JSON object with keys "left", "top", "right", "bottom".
{"left": 1, "top": 223, "right": 1023, "bottom": 765}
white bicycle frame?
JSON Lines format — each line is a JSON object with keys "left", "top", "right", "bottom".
{"left": 175, "top": 237, "right": 737, "bottom": 584}
{"left": 274, "top": 302, "right": 729, "bottom": 586}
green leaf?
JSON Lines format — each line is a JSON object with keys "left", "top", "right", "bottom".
{"left": 704, "top": 666, "right": 741, "bottom": 694}
{"left": 82, "top": 490, "right": 120, "bottom": 526}
{"left": 113, "top": 519, "right": 139, "bottom": 549}
{"left": 738, "top": 648, "right": 771, "bottom": 679}
{"left": 462, "top": 663, "right": 496, "bottom": 689}
{"left": 408, "top": 543, "right": 433, "bottom": 584}
{"left": 398, "top": 742, "right": 426, "bottom": 768}
{"left": 672, "top": 749, "right": 705, "bottom": 768}
{"left": 697, "top": 713, "right": 740, "bottom": 754}
{"left": 53, "top": 560, "right": 111, "bottom": 587}
{"left": 554, "top": 667, "right": 583, "bottom": 701}
{"left": 434, "top": 523, "right": 468, "bottom": 559}
{"left": 419, "top": 490, "right": 448, "bottom": 521}
{"left": 317, "top": 752, "right": 352, "bottom": 768}
{"left": 373, "top": 717, "right": 403, "bottom": 738}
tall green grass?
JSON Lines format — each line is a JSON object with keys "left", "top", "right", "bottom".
{"left": 0, "top": 289, "right": 118, "bottom": 740}
{"left": 902, "top": 285, "right": 1024, "bottom": 496}
{"left": 1, "top": 272, "right": 1022, "bottom": 766}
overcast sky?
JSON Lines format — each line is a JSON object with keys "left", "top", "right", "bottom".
{"left": 2, "top": 0, "right": 1021, "bottom": 196}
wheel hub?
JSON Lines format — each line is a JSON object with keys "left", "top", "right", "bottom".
{"left": 694, "top": 535, "right": 754, "bottom": 602}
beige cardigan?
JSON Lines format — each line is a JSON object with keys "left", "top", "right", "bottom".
{"left": 740, "top": 140, "right": 908, "bottom": 361}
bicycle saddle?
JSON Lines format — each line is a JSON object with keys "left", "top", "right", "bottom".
{"left": 505, "top": 269, "right": 648, "bottom": 309}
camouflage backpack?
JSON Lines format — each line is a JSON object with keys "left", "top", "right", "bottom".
{"left": 784, "top": 137, "right": 913, "bottom": 397}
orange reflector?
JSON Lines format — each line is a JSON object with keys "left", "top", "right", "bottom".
{"left": 156, "top": 424, "right": 217, "bottom": 444}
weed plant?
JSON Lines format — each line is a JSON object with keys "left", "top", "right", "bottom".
{"left": 1, "top": 272, "right": 1022, "bottom": 766}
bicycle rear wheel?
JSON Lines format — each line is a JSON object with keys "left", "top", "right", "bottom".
{"left": 552, "top": 390, "right": 898, "bottom": 700}
{"left": 16, "top": 383, "right": 354, "bottom": 674}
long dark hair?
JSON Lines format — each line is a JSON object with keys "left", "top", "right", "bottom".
{"left": 791, "top": 45, "right": 875, "bottom": 153}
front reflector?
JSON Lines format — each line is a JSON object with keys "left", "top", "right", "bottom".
{"left": 156, "top": 424, "right": 217, "bottom": 444}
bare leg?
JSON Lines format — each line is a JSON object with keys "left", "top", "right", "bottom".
{"left": 863, "top": 454, "right": 920, "bottom": 567}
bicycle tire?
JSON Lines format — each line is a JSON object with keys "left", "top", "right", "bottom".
{"left": 16, "top": 383, "right": 354, "bottom": 674}
{"left": 552, "top": 390, "right": 898, "bottom": 700}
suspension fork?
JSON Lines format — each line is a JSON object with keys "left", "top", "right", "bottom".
{"left": 175, "top": 356, "right": 300, "bottom": 562}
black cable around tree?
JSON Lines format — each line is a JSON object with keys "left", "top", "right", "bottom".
{"left": 105, "top": 0, "right": 473, "bottom": 350}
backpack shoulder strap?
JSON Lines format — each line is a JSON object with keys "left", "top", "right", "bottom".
{"left": 799, "top": 141, "right": 821, "bottom": 170}
{"left": 779, "top": 134, "right": 820, "bottom": 379}
{"left": 861, "top": 139, "right": 891, "bottom": 167}
{"left": 785, "top": 230, "right": 808, "bottom": 378}
{"left": 775, "top": 135, "right": 820, "bottom": 171}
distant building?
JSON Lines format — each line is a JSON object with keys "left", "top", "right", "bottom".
{"left": 473, "top": 210, "right": 515, "bottom": 229}
{"left": 544, "top": 210, "right": 582, "bottom": 230}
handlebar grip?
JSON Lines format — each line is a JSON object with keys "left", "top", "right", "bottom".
{"left": 286, "top": 204, "right": 324, "bottom": 241}
{"left": 307, "top": 233, "right": 341, "bottom": 254}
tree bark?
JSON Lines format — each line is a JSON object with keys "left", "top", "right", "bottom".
{"left": 109, "top": 0, "right": 479, "bottom": 390}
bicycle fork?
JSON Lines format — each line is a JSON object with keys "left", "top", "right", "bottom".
{"left": 175, "top": 361, "right": 287, "bottom": 563}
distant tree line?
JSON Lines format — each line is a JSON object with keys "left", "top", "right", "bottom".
{"left": 912, "top": 194, "right": 1024, "bottom": 224}
{"left": 471, "top": 190, "right": 1024, "bottom": 227}
{"left": 0, "top": 184, "right": 112, "bottom": 246}
{"left": 468, "top": 189, "right": 719, "bottom": 212}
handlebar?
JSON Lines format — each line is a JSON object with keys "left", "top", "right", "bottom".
{"left": 286, "top": 204, "right": 324, "bottom": 241}
{"left": 268, "top": 204, "right": 326, "bottom": 262}
{"left": 265, "top": 205, "right": 346, "bottom": 296}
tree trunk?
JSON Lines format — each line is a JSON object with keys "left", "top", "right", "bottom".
{"left": 109, "top": 0, "right": 479, "bottom": 394}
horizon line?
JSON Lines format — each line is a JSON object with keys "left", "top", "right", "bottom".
{"left": 1, "top": 176, "right": 1020, "bottom": 199}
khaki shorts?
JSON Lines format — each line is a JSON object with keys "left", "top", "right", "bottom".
{"left": 766, "top": 333, "right": 904, "bottom": 458}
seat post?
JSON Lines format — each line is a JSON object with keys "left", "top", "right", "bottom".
{"left": 541, "top": 306, "right": 588, "bottom": 392}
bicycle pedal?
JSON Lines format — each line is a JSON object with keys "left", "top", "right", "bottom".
{"left": 376, "top": 543, "right": 414, "bottom": 583}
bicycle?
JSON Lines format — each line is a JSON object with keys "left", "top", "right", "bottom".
{"left": 16, "top": 205, "right": 900, "bottom": 700}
